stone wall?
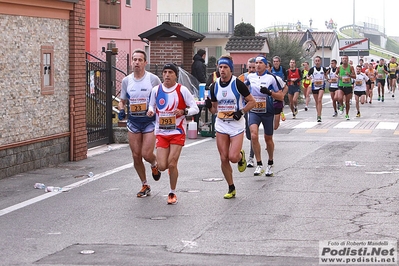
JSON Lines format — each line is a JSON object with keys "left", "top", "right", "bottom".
{"left": 0, "top": 137, "right": 69, "bottom": 180}
{"left": 0, "top": 15, "right": 70, "bottom": 145}
{"left": 0, "top": 14, "right": 71, "bottom": 179}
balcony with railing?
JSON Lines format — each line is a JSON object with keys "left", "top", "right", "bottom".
{"left": 157, "top": 12, "right": 233, "bottom": 36}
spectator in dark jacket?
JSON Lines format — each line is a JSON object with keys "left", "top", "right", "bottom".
{"left": 191, "top": 49, "right": 207, "bottom": 83}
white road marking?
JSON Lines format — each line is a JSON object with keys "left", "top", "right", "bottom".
{"left": 333, "top": 121, "right": 359, "bottom": 129}
{"left": 375, "top": 122, "right": 398, "bottom": 130}
{"left": 0, "top": 139, "right": 210, "bottom": 217}
{"left": 293, "top": 122, "right": 318, "bottom": 128}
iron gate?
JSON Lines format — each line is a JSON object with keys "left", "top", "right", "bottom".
{"left": 86, "top": 53, "right": 109, "bottom": 148}
{"left": 86, "top": 51, "right": 128, "bottom": 148}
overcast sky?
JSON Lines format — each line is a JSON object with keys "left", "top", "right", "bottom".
{"left": 255, "top": 0, "right": 398, "bottom": 37}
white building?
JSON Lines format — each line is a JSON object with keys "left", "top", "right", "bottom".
{"left": 157, "top": 0, "right": 256, "bottom": 65}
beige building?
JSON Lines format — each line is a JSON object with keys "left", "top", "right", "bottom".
{"left": 0, "top": 0, "right": 86, "bottom": 179}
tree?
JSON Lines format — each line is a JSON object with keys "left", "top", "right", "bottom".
{"left": 234, "top": 22, "right": 255, "bottom": 37}
{"left": 268, "top": 34, "right": 304, "bottom": 104}
{"left": 267, "top": 34, "right": 302, "bottom": 68}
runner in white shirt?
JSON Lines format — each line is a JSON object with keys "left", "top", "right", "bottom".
{"left": 353, "top": 65, "right": 369, "bottom": 118}
{"left": 307, "top": 56, "right": 328, "bottom": 122}
{"left": 118, "top": 49, "right": 162, "bottom": 198}
{"left": 205, "top": 55, "right": 255, "bottom": 199}
{"left": 246, "top": 55, "right": 285, "bottom": 177}
{"left": 147, "top": 63, "right": 199, "bottom": 205}
{"left": 327, "top": 59, "right": 339, "bottom": 117}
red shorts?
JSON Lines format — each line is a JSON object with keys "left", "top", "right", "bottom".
{"left": 156, "top": 134, "right": 185, "bottom": 148}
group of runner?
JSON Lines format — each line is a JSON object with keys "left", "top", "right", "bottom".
{"left": 254, "top": 55, "right": 399, "bottom": 122}
{"left": 117, "top": 49, "right": 398, "bottom": 204}
{"left": 327, "top": 56, "right": 398, "bottom": 120}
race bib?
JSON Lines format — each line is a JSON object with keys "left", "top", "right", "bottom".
{"left": 330, "top": 77, "right": 338, "bottom": 83}
{"left": 314, "top": 79, "right": 323, "bottom": 87}
{"left": 217, "top": 111, "right": 234, "bottom": 120}
{"left": 129, "top": 98, "right": 147, "bottom": 116}
{"left": 159, "top": 112, "right": 176, "bottom": 130}
{"left": 217, "top": 103, "right": 235, "bottom": 121}
{"left": 342, "top": 76, "right": 351, "bottom": 83}
{"left": 377, "top": 74, "right": 383, "bottom": 79}
{"left": 355, "top": 79, "right": 363, "bottom": 86}
{"left": 252, "top": 96, "right": 267, "bottom": 113}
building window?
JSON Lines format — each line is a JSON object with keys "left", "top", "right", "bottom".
{"left": 146, "top": 0, "right": 151, "bottom": 10}
{"left": 99, "top": 0, "right": 121, "bottom": 29}
{"left": 41, "top": 45, "right": 54, "bottom": 95}
{"left": 126, "top": 0, "right": 131, "bottom": 6}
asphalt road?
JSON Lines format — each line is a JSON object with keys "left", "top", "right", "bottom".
{"left": 1, "top": 88, "right": 398, "bottom": 266}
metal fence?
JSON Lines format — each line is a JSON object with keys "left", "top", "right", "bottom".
{"left": 85, "top": 52, "right": 127, "bottom": 148}
{"left": 146, "top": 64, "right": 246, "bottom": 81}
{"left": 157, "top": 12, "right": 233, "bottom": 35}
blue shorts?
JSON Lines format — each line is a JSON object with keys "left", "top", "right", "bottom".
{"left": 288, "top": 85, "right": 300, "bottom": 95}
{"left": 127, "top": 118, "right": 155, "bottom": 134}
{"left": 249, "top": 112, "right": 274, "bottom": 136}
{"left": 244, "top": 113, "right": 251, "bottom": 140}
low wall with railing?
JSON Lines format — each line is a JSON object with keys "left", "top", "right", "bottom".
{"left": 157, "top": 12, "right": 233, "bottom": 35}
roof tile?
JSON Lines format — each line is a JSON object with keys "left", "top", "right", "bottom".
{"left": 225, "top": 36, "right": 268, "bottom": 51}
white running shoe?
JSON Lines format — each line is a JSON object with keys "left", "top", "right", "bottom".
{"left": 265, "top": 165, "right": 274, "bottom": 177}
{"left": 254, "top": 165, "right": 265, "bottom": 176}
{"left": 339, "top": 105, "right": 344, "bottom": 115}
{"left": 247, "top": 157, "right": 254, "bottom": 168}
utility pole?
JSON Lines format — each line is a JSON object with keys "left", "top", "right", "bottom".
{"left": 383, "top": 0, "right": 385, "bottom": 36}
{"left": 232, "top": 0, "right": 234, "bottom": 29}
{"left": 352, "top": 0, "right": 355, "bottom": 38}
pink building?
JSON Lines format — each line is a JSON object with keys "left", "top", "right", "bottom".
{"left": 225, "top": 36, "right": 270, "bottom": 65}
{"left": 89, "top": 0, "right": 158, "bottom": 61}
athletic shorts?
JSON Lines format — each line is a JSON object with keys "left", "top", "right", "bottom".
{"left": 338, "top": 86, "right": 353, "bottom": 95}
{"left": 288, "top": 85, "right": 300, "bottom": 95}
{"left": 329, "top": 87, "right": 338, "bottom": 93}
{"left": 354, "top": 91, "right": 366, "bottom": 96}
{"left": 127, "top": 119, "right": 155, "bottom": 134}
{"left": 273, "top": 100, "right": 284, "bottom": 109}
{"left": 274, "top": 107, "right": 283, "bottom": 115}
{"left": 249, "top": 112, "right": 274, "bottom": 136}
{"left": 215, "top": 117, "right": 245, "bottom": 138}
{"left": 312, "top": 88, "right": 324, "bottom": 94}
{"left": 156, "top": 134, "right": 185, "bottom": 148}
{"left": 389, "top": 74, "right": 396, "bottom": 79}
{"left": 244, "top": 113, "right": 251, "bottom": 140}
{"left": 376, "top": 79, "right": 385, "bottom": 87}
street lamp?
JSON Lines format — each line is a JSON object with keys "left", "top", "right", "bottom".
{"left": 309, "top": 18, "right": 313, "bottom": 29}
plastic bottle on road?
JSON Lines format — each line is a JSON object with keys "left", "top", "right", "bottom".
{"left": 45, "top": 186, "right": 62, "bottom": 192}
{"left": 34, "top": 183, "right": 46, "bottom": 189}
{"left": 345, "top": 161, "right": 357, "bottom": 166}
